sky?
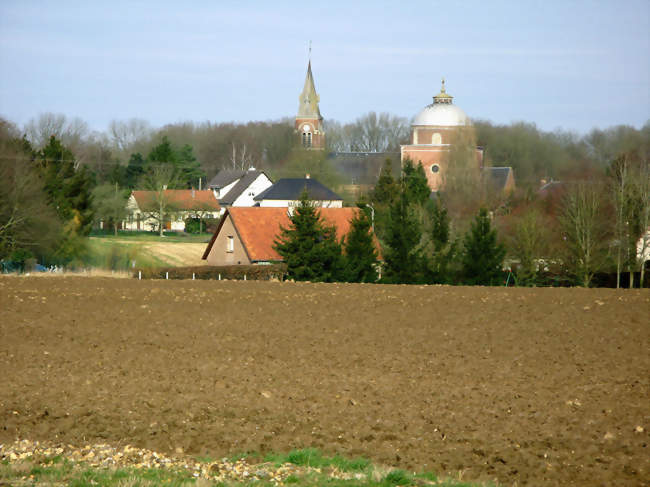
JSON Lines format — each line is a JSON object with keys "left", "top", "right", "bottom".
{"left": 0, "top": 0, "right": 648, "bottom": 135}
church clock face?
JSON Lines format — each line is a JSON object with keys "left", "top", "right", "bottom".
{"left": 302, "top": 124, "right": 311, "bottom": 132}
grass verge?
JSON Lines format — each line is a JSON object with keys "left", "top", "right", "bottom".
{"left": 1, "top": 447, "right": 497, "bottom": 487}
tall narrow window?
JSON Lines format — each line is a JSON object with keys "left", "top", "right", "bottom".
{"left": 307, "top": 132, "right": 312, "bottom": 147}
{"left": 227, "top": 236, "right": 234, "bottom": 253}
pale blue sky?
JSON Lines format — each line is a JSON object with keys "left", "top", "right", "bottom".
{"left": 1, "top": 0, "right": 648, "bottom": 134}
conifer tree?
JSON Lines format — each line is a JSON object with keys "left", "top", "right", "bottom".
{"left": 273, "top": 191, "right": 344, "bottom": 282}
{"left": 427, "top": 198, "right": 457, "bottom": 283}
{"left": 402, "top": 158, "right": 430, "bottom": 206}
{"left": 372, "top": 158, "right": 398, "bottom": 205}
{"left": 343, "top": 207, "right": 378, "bottom": 283}
{"left": 382, "top": 187, "right": 424, "bottom": 284}
{"left": 461, "top": 208, "right": 506, "bottom": 285}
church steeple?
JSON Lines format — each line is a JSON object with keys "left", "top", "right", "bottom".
{"left": 297, "top": 61, "right": 322, "bottom": 119}
{"left": 295, "top": 56, "right": 325, "bottom": 150}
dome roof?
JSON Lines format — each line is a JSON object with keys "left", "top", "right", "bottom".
{"left": 412, "top": 79, "right": 469, "bottom": 127}
{"left": 413, "top": 103, "right": 469, "bottom": 127}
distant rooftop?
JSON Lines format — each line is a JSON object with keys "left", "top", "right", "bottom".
{"left": 254, "top": 178, "right": 342, "bottom": 202}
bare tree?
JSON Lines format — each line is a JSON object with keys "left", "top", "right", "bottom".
{"left": 508, "top": 208, "right": 549, "bottom": 284}
{"left": 0, "top": 140, "right": 60, "bottom": 259}
{"left": 325, "top": 113, "right": 409, "bottom": 153}
{"left": 139, "top": 164, "right": 180, "bottom": 237}
{"left": 109, "top": 118, "right": 152, "bottom": 153}
{"left": 559, "top": 182, "right": 608, "bottom": 287}
{"left": 230, "top": 142, "right": 253, "bottom": 170}
{"left": 24, "top": 113, "right": 89, "bottom": 149}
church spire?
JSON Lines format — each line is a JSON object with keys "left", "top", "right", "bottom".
{"left": 297, "top": 59, "right": 322, "bottom": 119}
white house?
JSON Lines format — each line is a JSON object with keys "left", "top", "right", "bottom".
{"left": 208, "top": 168, "right": 273, "bottom": 207}
{"left": 123, "top": 189, "right": 221, "bottom": 232}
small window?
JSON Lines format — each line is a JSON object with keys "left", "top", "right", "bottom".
{"left": 431, "top": 164, "right": 440, "bottom": 173}
{"left": 227, "top": 236, "right": 234, "bottom": 253}
{"left": 432, "top": 133, "right": 442, "bottom": 145}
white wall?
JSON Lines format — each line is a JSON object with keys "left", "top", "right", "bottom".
{"left": 231, "top": 174, "right": 273, "bottom": 207}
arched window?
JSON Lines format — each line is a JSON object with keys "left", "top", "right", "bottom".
{"left": 432, "top": 133, "right": 442, "bottom": 145}
{"left": 302, "top": 124, "right": 312, "bottom": 148}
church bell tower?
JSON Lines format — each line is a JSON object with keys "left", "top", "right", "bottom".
{"left": 295, "top": 59, "right": 325, "bottom": 150}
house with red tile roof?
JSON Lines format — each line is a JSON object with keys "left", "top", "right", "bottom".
{"left": 124, "top": 189, "right": 221, "bottom": 232}
{"left": 202, "top": 206, "right": 373, "bottom": 265}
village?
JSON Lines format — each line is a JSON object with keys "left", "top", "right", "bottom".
{"left": 1, "top": 3, "right": 649, "bottom": 487}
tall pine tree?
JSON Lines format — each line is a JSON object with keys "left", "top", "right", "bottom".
{"left": 461, "top": 208, "right": 506, "bottom": 285}
{"left": 343, "top": 207, "right": 378, "bottom": 283}
{"left": 427, "top": 198, "right": 457, "bottom": 284}
{"left": 382, "top": 187, "right": 424, "bottom": 284}
{"left": 273, "top": 191, "right": 344, "bottom": 282}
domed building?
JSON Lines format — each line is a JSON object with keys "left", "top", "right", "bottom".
{"left": 401, "top": 80, "right": 485, "bottom": 192}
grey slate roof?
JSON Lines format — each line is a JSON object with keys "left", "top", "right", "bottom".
{"left": 219, "top": 170, "right": 270, "bottom": 206}
{"left": 484, "top": 167, "right": 512, "bottom": 192}
{"left": 327, "top": 152, "right": 401, "bottom": 185}
{"left": 208, "top": 170, "right": 247, "bottom": 189}
{"left": 254, "top": 178, "right": 342, "bottom": 202}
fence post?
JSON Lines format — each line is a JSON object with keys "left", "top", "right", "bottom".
{"left": 192, "top": 273, "right": 195, "bottom": 280}
{"left": 166, "top": 271, "right": 169, "bottom": 280}
{"left": 138, "top": 271, "right": 141, "bottom": 280}
{"left": 244, "top": 274, "right": 247, "bottom": 281}
{"left": 218, "top": 273, "right": 221, "bottom": 281}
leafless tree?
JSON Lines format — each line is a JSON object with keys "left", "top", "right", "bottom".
{"left": 24, "top": 113, "right": 89, "bottom": 149}
{"left": 559, "top": 182, "right": 608, "bottom": 287}
{"left": 109, "top": 118, "right": 152, "bottom": 153}
{"left": 325, "top": 112, "right": 409, "bottom": 153}
{"left": 230, "top": 142, "right": 253, "bottom": 170}
{"left": 139, "top": 164, "right": 180, "bottom": 237}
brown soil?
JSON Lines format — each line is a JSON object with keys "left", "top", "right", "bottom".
{"left": 1, "top": 277, "right": 648, "bottom": 486}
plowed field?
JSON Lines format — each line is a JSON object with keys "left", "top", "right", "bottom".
{"left": 1, "top": 276, "right": 648, "bottom": 486}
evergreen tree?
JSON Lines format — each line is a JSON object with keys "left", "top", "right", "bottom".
{"left": 427, "top": 198, "right": 457, "bottom": 283}
{"left": 402, "top": 158, "right": 430, "bottom": 206}
{"left": 63, "top": 164, "right": 95, "bottom": 236}
{"left": 177, "top": 143, "right": 205, "bottom": 188}
{"left": 343, "top": 207, "right": 378, "bottom": 283}
{"left": 38, "top": 136, "right": 76, "bottom": 218}
{"left": 382, "top": 188, "right": 424, "bottom": 284}
{"left": 125, "top": 152, "right": 145, "bottom": 189}
{"left": 147, "top": 136, "right": 177, "bottom": 166}
{"left": 372, "top": 158, "right": 398, "bottom": 205}
{"left": 36, "top": 136, "right": 95, "bottom": 235}
{"left": 273, "top": 191, "right": 344, "bottom": 282}
{"left": 461, "top": 208, "right": 506, "bottom": 285}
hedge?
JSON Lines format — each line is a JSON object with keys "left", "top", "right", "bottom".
{"left": 133, "top": 264, "right": 287, "bottom": 281}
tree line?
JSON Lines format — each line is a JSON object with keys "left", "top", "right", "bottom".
{"left": 1, "top": 111, "right": 649, "bottom": 286}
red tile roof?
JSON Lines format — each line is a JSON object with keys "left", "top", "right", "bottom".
{"left": 203, "top": 206, "right": 376, "bottom": 262}
{"left": 132, "top": 190, "right": 220, "bottom": 211}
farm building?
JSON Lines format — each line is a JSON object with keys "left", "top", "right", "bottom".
{"left": 202, "top": 206, "right": 364, "bottom": 265}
